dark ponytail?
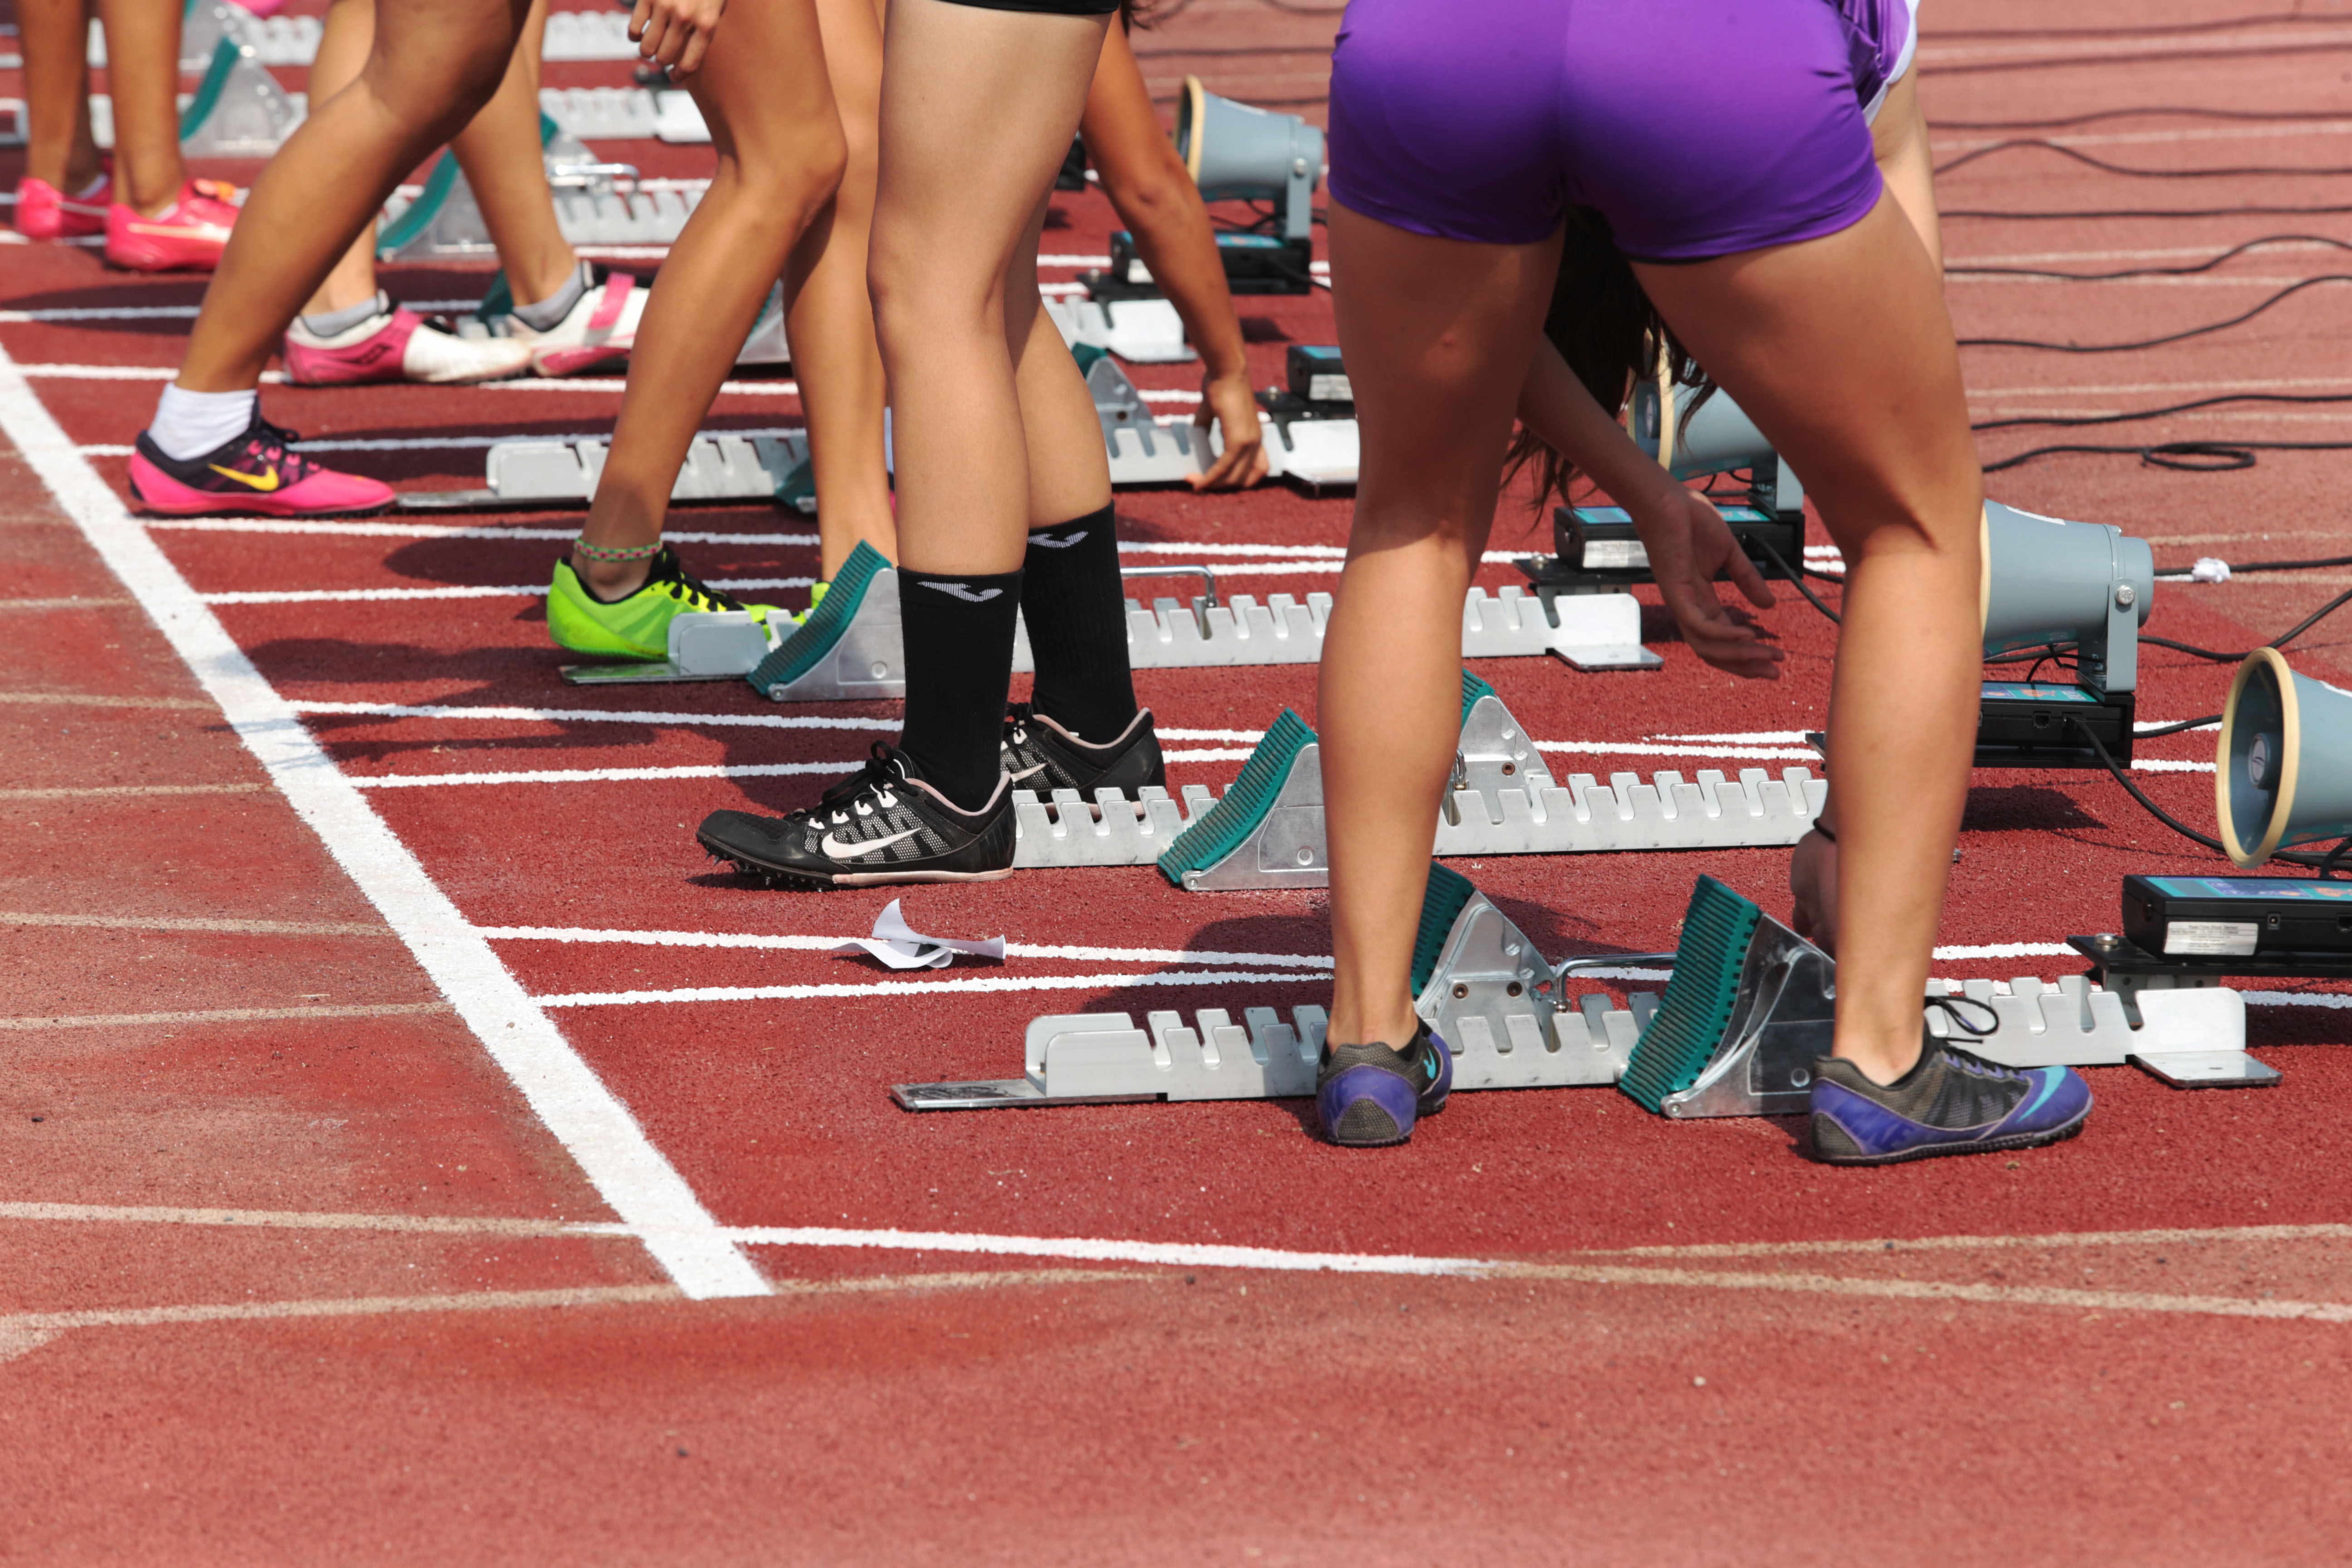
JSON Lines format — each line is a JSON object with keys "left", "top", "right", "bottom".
{"left": 1504, "top": 205, "right": 1709, "bottom": 512}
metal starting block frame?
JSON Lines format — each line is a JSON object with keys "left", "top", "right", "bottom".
{"left": 897, "top": 886, "right": 2263, "bottom": 1112}
{"left": 1085, "top": 357, "right": 1363, "bottom": 490}
{"left": 408, "top": 431, "right": 810, "bottom": 514}
{"left": 1048, "top": 299, "right": 1196, "bottom": 364}
{"left": 893, "top": 890, "right": 1661, "bottom": 1110}
{"left": 1171, "top": 691, "right": 1818, "bottom": 890}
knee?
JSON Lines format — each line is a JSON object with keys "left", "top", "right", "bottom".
{"left": 726, "top": 114, "right": 848, "bottom": 225}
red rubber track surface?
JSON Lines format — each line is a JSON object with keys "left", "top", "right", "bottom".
{"left": 6, "top": 2, "right": 2352, "bottom": 1561}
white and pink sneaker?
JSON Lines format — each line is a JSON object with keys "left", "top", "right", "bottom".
{"left": 283, "top": 298, "right": 534, "bottom": 386}
{"left": 103, "top": 178, "right": 240, "bottom": 272}
{"left": 496, "top": 266, "right": 650, "bottom": 377}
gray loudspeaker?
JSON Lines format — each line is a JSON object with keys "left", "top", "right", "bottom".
{"left": 1176, "top": 76, "right": 1323, "bottom": 243}
{"left": 2215, "top": 648, "right": 2352, "bottom": 867}
{"left": 1981, "top": 501, "right": 2154, "bottom": 696}
{"left": 1628, "top": 383, "right": 1804, "bottom": 514}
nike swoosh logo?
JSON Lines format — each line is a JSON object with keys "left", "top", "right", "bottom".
{"left": 1009, "top": 763, "right": 1046, "bottom": 781}
{"left": 1029, "top": 530, "right": 1086, "bottom": 549}
{"left": 919, "top": 582, "right": 1003, "bottom": 603}
{"left": 207, "top": 464, "right": 281, "bottom": 492}
{"left": 822, "top": 827, "right": 921, "bottom": 860}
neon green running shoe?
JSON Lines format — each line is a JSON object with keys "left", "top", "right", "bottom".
{"left": 794, "top": 578, "right": 829, "bottom": 625}
{"left": 547, "top": 546, "right": 780, "bottom": 661}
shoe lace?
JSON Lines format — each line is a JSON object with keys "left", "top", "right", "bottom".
{"left": 1926, "top": 992, "right": 2000, "bottom": 1038}
{"left": 648, "top": 550, "right": 746, "bottom": 614}
{"left": 248, "top": 418, "right": 312, "bottom": 478}
{"left": 801, "top": 743, "right": 903, "bottom": 821}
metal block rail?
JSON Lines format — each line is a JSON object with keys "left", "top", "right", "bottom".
{"left": 1164, "top": 691, "right": 1815, "bottom": 891}
{"left": 543, "top": 9, "right": 650, "bottom": 60}
{"left": 1010, "top": 787, "right": 1215, "bottom": 870}
{"left": 897, "top": 877, "right": 2263, "bottom": 1112}
{"left": 407, "top": 431, "right": 809, "bottom": 514}
{"left": 1047, "top": 299, "right": 1196, "bottom": 365}
{"left": 1084, "top": 355, "right": 1363, "bottom": 490}
{"left": 541, "top": 87, "right": 660, "bottom": 141}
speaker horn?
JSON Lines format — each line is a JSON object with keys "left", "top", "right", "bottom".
{"left": 1176, "top": 76, "right": 1323, "bottom": 243}
{"left": 1629, "top": 382, "right": 1804, "bottom": 514}
{"left": 1980, "top": 501, "right": 2154, "bottom": 696}
{"left": 2215, "top": 648, "right": 2352, "bottom": 867}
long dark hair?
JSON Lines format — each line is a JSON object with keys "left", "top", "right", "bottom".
{"left": 1504, "top": 205, "right": 1709, "bottom": 512}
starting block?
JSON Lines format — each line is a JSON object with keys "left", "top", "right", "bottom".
{"left": 1082, "top": 355, "right": 1363, "bottom": 491}
{"left": 898, "top": 868, "right": 2263, "bottom": 1113}
{"left": 1048, "top": 298, "right": 1196, "bottom": 364}
{"left": 378, "top": 118, "right": 681, "bottom": 261}
{"left": 894, "top": 867, "right": 1660, "bottom": 1110}
{"left": 1153, "top": 678, "right": 1821, "bottom": 891}
{"left": 176, "top": 24, "right": 304, "bottom": 158}
{"left": 411, "top": 430, "right": 809, "bottom": 516}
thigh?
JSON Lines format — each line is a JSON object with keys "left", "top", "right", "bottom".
{"left": 686, "top": 0, "right": 838, "bottom": 157}
{"left": 872, "top": 0, "right": 1108, "bottom": 294}
{"left": 366, "top": 0, "right": 529, "bottom": 94}
{"left": 1631, "top": 191, "right": 1978, "bottom": 558}
{"left": 1331, "top": 203, "right": 1560, "bottom": 556}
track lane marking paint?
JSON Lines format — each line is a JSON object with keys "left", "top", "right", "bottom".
{"left": 534, "top": 970, "right": 1333, "bottom": 1008}
{"left": 290, "top": 700, "right": 898, "bottom": 731}
{"left": 480, "top": 925, "right": 1335, "bottom": 968}
{"left": 0, "top": 910, "right": 388, "bottom": 936}
{"left": 0, "top": 338, "right": 768, "bottom": 1300}
{"left": 0, "top": 783, "right": 271, "bottom": 798}
{"left": 0, "top": 1002, "right": 454, "bottom": 1029}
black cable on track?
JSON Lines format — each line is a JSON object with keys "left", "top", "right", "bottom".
{"left": 2071, "top": 718, "right": 2347, "bottom": 870}
{"left": 1936, "top": 140, "right": 2352, "bottom": 181}
{"left": 1951, "top": 234, "right": 2352, "bottom": 282}
{"left": 1958, "top": 275, "right": 2352, "bottom": 353}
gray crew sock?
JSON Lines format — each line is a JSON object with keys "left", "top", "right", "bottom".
{"left": 510, "top": 262, "right": 593, "bottom": 332}
{"left": 299, "top": 290, "right": 391, "bottom": 339}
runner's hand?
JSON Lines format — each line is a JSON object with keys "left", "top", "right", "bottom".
{"left": 1188, "top": 368, "right": 1271, "bottom": 490}
{"left": 1629, "top": 481, "right": 1784, "bottom": 679}
{"left": 630, "top": 0, "right": 725, "bottom": 78}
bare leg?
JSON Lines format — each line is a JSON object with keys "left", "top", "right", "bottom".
{"left": 1320, "top": 204, "right": 1560, "bottom": 1051}
{"left": 1006, "top": 192, "right": 1112, "bottom": 527}
{"left": 1634, "top": 191, "right": 1981, "bottom": 1085}
{"left": 175, "top": 0, "right": 530, "bottom": 392}
{"left": 18, "top": 0, "right": 103, "bottom": 193}
{"left": 573, "top": 0, "right": 847, "bottom": 596}
{"left": 867, "top": 0, "right": 1110, "bottom": 578}
{"left": 93, "top": 0, "right": 190, "bottom": 214}
{"left": 1872, "top": 72, "right": 1941, "bottom": 272}
{"left": 304, "top": 0, "right": 572, "bottom": 316}
{"left": 448, "top": 0, "right": 577, "bottom": 307}
{"left": 788, "top": 0, "right": 897, "bottom": 581}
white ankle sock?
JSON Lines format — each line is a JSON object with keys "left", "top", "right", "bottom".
{"left": 148, "top": 384, "right": 258, "bottom": 462}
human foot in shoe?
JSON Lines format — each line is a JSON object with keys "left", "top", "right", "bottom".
{"left": 104, "top": 179, "right": 239, "bottom": 272}
{"left": 15, "top": 171, "right": 110, "bottom": 240}
{"left": 1316, "top": 1022, "right": 1452, "bottom": 1147}
{"left": 695, "top": 744, "right": 1017, "bottom": 890}
{"left": 1000, "top": 705, "right": 1167, "bottom": 798}
{"left": 284, "top": 292, "right": 534, "bottom": 386}
{"left": 128, "top": 410, "right": 392, "bottom": 517}
{"left": 492, "top": 263, "right": 650, "bottom": 377}
{"left": 1809, "top": 1025, "right": 2092, "bottom": 1167}
{"left": 547, "top": 545, "right": 783, "bottom": 661}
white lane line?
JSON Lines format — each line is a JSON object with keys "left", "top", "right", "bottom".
{"left": 1957, "top": 274, "right": 2347, "bottom": 289}
{"left": 290, "top": 699, "right": 897, "bottom": 731}
{"left": 2133, "top": 758, "right": 2215, "bottom": 773}
{"left": 15, "top": 363, "right": 804, "bottom": 397}
{"left": 0, "top": 783, "right": 271, "bottom": 799}
{"left": 715, "top": 1225, "right": 1481, "bottom": 1277}
{"left": 0, "top": 299, "right": 479, "bottom": 324}
{"left": 1602, "top": 1220, "right": 2352, "bottom": 1259}
{"left": 201, "top": 577, "right": 810, "bottom": 604}
{"left": 536, "top": 969, "right": 1332, "bottom": 1008}
{"left": 1966, "top": 375, "right": 2352, "bottom": 399}
{"left": 1918, "top": 28, "right": 2352, "bottom": 66}
{"left": 0, "top": 338, "right": 766, "bottom": 1300}
{"left": 353, "top": 761, "right": 853, "bottom": 789}
{"left": 1537, "top": 740, "right": 1825, "bottom": 762}
{"left": 482, "top": 924, "right": 1336, "bottom": 969}
{"left": 151, "top": 519, "right": 819, "bottom": 544}
{"left": 91, "top": 425, "right": 810, "bottom": 457}
{"left": 0, "top": 910, "right": 387, "bottom": 936}
{"left": 0, "top": 1002, "right": 452, "bottom": 1030}
{"left": 1934, "top": 942, "right": 2073, "bottom": 960}
{"left": 2245, "top": 990, "right": 2352, "bottom": 1010}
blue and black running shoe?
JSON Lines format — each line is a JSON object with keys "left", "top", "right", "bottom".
{"left": 1808, "top": 1032, "right": 2092, "bottom": 1166}
{"left": 1316, "top": 1022, "right": 1451, "bottom": 1147}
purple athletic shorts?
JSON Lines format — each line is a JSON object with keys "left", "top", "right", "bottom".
{"left": 1328, "top": 0, "right": 1894, "bottom": 260}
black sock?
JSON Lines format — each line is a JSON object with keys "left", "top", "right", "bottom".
{"left": 1019, "top": 502, "right": 1137, "bottom": 743}
{"left": 896, "top": 564, "right": 1024, "bottom": 812}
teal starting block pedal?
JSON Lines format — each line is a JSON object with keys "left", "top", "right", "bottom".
{"left": 1152, "top": 675, "right": 1825, "bottom": 890}
{"left": 894, "top": 871, "right": 2263, "bottom": 1112}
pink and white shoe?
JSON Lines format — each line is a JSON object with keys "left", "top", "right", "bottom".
{"left": 127, "top": 412, "right": 394, "bottom": 518}
{"left": 283, "top": 295, "right": 535, "bottom": 386}
{"left": 103, "top": 178, "right": 240, "bottom": 272}
{"left": 497, "top": 266, "right": 650, "bottom": 377}
{"left": 15, "top": 172, "right": 111, "bottom": 240}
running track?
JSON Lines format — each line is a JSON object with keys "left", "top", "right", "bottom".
{"left": 6, "top": 1, "right": 2352, "bottom": 1559}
